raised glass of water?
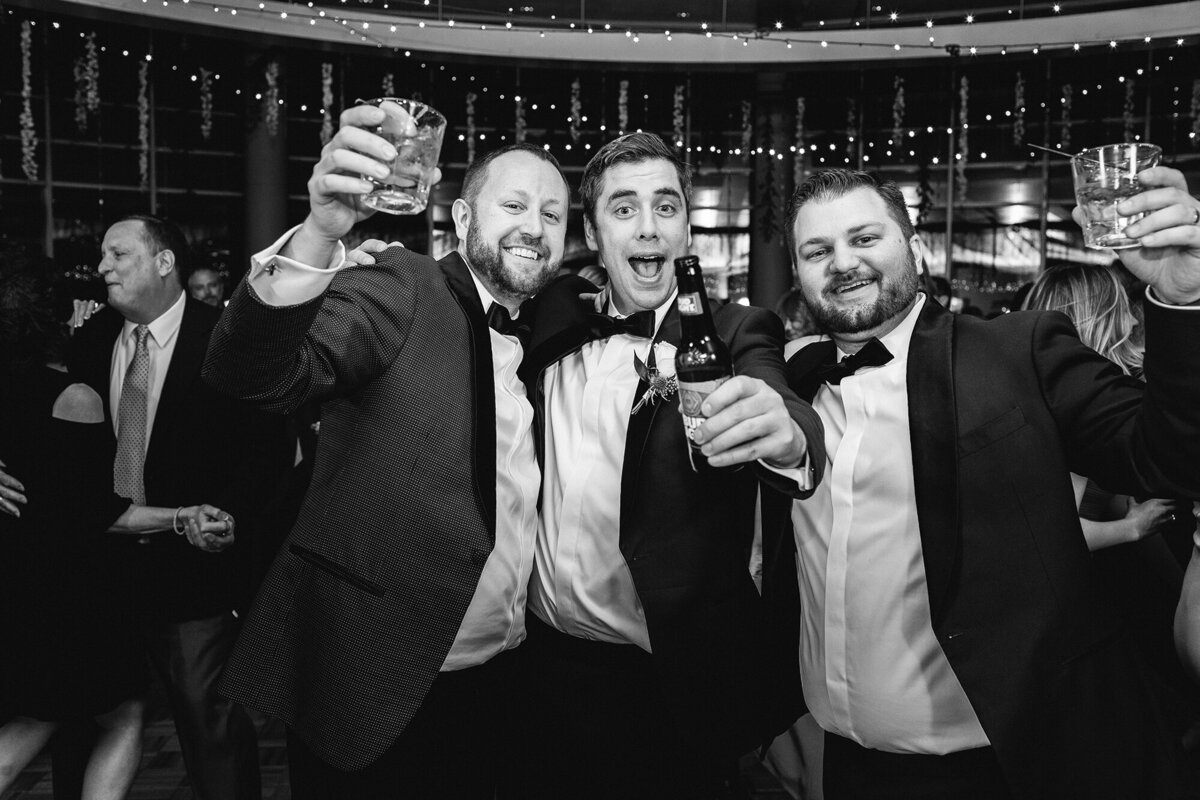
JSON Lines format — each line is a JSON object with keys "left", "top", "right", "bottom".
{"left": 1071, "top": 143, "right": 1161, "bottom": 249}
{"left": 357, "top": 97, "right": 446, "bottom": 215}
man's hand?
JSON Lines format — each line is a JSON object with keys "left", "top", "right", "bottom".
{"left": 691, "top": 376, "right": 808, "bottom": 469}
{"left": 180, "top": 504, "right": 236, "bottom": 553}
{"left": 0, "top": 458, "right": 28, "bottom": 518}
{"left": 284, "top": 104, "right": 442, "bottom": 270}
{"left": 344, "top": 239, "right": 404, "bottom": 267}
{"left": 70, "top": 299, "right": 104, "bottom": 329}
{"left": 1073, "top": 166, "right": 1200, "bottom": 305}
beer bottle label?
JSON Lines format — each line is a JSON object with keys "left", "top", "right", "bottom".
{"left": 676, "top": 292, "right": 704, "bottom": 316}
{"left": 678, "top": 376, "right": 730, "bottom": 444}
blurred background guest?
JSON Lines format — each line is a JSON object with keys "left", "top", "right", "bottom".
{"left": 1023, "top": 262, "right": 1198, "bottom": 711}
{"left": 185, "top": 266, "right": 226, "bottom": 309}
{"left": 774, "top": 287, "right": 822, "bottom": 342}
{"left": 0, "top": 248, "right": 236, "bottom": 799}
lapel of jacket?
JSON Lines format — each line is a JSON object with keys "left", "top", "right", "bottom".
{"left": 440, "top": 251, "right": 497, "bottom": 539}
{"left": 151, "top": 297, "right": 208, "bottom": 456}
{"left": 519, "top": 275, "right": 603, "bottom": 469}
{"left": 617, "top": 303, "right": 679, "bottom": 545}
{"left": 906, "top": 298, "right": 959, "bottom": 628}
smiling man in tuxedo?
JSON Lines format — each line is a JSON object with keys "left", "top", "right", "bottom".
{"left": 772, "top": 168, "right": 1200, "bottom": 800}
{"left": 202, "top": 104, "right": 570, "bottom": 798}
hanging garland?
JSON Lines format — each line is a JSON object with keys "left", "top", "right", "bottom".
{"left": 845, "top": 98, "right": 856, "bottom": 160}
{"left": 199, "top": 68, "right": 214, "bottom": 141}
{"left": 381, "top": 72, "right": 395, "bottom": 97}
{"left": 320, "top": 63, "right": 334, "bottom": 145}
{"left": 1012, "top": 72, "right": 1026, "bottom": 146}
{"left": 1191, "top": 79, "right": 1200, "bottom": 148}
{"left": 20, "top": 20, "right": 38, "bottom": 182}
{"left": 956, "top": 76, "right": 969, "bottom": 205}
{"left": 891, "top": 76, "right": 905, "bottom": 149}
{"left": 515, "top": 95, "right": 526, "bottom": 143}
{"left": 263, "top": 60, "right": 280, "bottom": 137}
{"left": 137, "top": 60, "right": 150, "bottom": 191}
{"left": 672, "top": 84, "right": 685, "bottom": 152}
{"left": 1123, "top": 78, "right": 1136, "bottom": 143}
{"left": 1060, "top": 83, "right": 1072, "bottom": 152}
{"left": 73, "top": 33, "right": 100, "bottom": 134}
{"left": 465, "top": 91, "right": 477, "bottom": 165}
{"left": 73, "top": 58, "right": 88, "bottom": 133}
{"left": 569, "top": 78, "right": 581, "bottom": 143}
{"left": 618, "top": 80, "right": 629, "bottom": 134}
{"left": 794, "top": 97, "right": 806, "bottom": 188}
{"left": 741, "top": 100, "right": 753, "bottom": 161}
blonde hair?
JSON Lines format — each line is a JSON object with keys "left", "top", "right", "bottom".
{"left": 1022, "top": 263, "right": 1142, "bottom": 377}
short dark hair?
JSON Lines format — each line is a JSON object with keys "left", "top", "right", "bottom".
{"left": 579, "top": 132, "right": 693, "bottom": 226}
{"left": 120, "top": 214, "right": 191, "bottom": 280}
{"left": 0, "top": 245, "right": 68, "bottom": 376}
{"left": 460, "top": 144, "right": 570, "bottom": 211}
{"left": 785, "top": 170, "right": 915, "bottom": 257}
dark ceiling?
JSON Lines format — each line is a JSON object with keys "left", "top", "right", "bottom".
{"left": 308, "top": 0, "right": 1175, "bottom": 31}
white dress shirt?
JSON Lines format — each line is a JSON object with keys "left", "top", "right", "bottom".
{"left": 529, "top": 293, "right": 676, "bottom": 651}
{"left": 110, "top": 290, "right": 186, "bottom": 446}
{"left": 250, "top": 227, "right": 540, "bottom": 671}
{"left": 786, "top": 294, "right": 989, "bottom": 754}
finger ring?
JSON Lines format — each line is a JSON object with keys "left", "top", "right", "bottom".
{"left": 1192, "top": 207, "right": 1200, "bottom": 226}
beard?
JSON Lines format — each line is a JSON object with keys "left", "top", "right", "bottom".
{"left": 803, "top": 248, "right": 920, "bottom": 335}
{"left": 464, "top": 219, "right": 557, "bottom": 302}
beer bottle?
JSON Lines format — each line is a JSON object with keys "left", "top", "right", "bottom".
{"left": 674, "top": 255, "right": 733, "bottom": 472}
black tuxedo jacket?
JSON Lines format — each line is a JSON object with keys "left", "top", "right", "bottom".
{"left": 519, "top": 276, "right": 825, "bottom": 761}
{"left": 772, "top": 297, "right": 1200, "bottom": 800}
{"left": 67, "top": 296, "right": 285, "bottom": 622}
{"left": 203, "top": 249, "right": 502, "bottom": 771}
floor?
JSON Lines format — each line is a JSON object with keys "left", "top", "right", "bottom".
{"left": 2, "top": 686, "right": 794, "bottom": 800}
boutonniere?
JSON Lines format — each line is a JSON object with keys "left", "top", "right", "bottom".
{"left": 632, "top": 340, "right": 677, "bottom": 414}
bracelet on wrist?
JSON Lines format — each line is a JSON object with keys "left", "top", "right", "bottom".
{"left": 173, "top": 507, "right": 186, "bottom": 536}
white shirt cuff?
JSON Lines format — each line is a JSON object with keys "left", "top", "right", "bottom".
{"left": 249, "top": 224, "right": 350, "bottom": 307}
{"left": 1146, "top": 285, "right": 1200, "bottom": 310}
{"left": 760, "top": 455, "right": 814, "bottom": 492}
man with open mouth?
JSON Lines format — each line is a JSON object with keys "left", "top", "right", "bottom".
{"left": 513, "top": 131, "right": 824, "bottom": 799}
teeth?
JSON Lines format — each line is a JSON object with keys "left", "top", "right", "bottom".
{"left": 837, "top": 280, "right": 872, "bottom": 293}
{"left": 506, "top": 247, "right": 539, "bottom": 260}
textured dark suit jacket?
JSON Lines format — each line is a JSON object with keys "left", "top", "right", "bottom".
{"left": 773, "top": 297, "right": 1200, "bottom": 800}
{"left": 67, "top": 296, "right": 285, "bottom": 622}
{"left": 203, "top": 248, "right": 500, "bottom": 771}
{"left": 519, "top": 276, "right": 825, "bottom": 762}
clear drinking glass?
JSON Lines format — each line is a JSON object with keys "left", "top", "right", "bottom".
{"left": 357, "top": 97, "right": 447, "bottom": 215}
{"left": 1071, "top": 142, "right": 1162, "bottom": 249}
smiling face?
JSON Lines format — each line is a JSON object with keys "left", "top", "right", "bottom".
{"left": 792, "top": 186, "right": 921, "bottom": 349}
{"left": 452, "top": 150, "right": 569, "bottom": 310}
{"left": 585, "top": 158, "right": 691, "bottom": 316}
{"left": 98, "top": 220, "right": 181, "bottom": 324}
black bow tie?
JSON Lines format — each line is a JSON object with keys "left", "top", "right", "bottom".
{"left": 486, "top": 303, "right": 526, "bottom": 342}
{"left": 585, "top": 309, "right": 657, "bottom": 341}
{"left": 816, "top": 337, "right": 893, "bottom": 385}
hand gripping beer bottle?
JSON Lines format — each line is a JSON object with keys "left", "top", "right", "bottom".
{"left": 674, "top": 255, "right": 733, "bottom": 472}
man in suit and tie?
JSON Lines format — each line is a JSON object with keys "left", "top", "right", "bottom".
{"left": 201, "top": 104, "right": 570, "bottom": 798}
{"left": 514, "top": 132, "right": 824, "bottom": 799}
{"left": 772, "top": 167, "right": 1200, "bottom": 799}
{"left": 62, "top": 214, "right": 284, "bottom": 800}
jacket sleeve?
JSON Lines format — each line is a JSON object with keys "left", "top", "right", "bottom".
{"left": 1035, "top": 303, "right": 1200, "bottom": 499}
{"left": 721, "top": 305, "right": 825, "bottom": 499}
{"left": 202, "top": 246, "right": 423, "bottom": 415}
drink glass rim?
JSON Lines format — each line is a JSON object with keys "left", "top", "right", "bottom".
{"left": 1071, "top": 141, "right": 1161, "bottom": 164}
{"left": 354, "top": 96, "right": 446, "bottom": 127}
